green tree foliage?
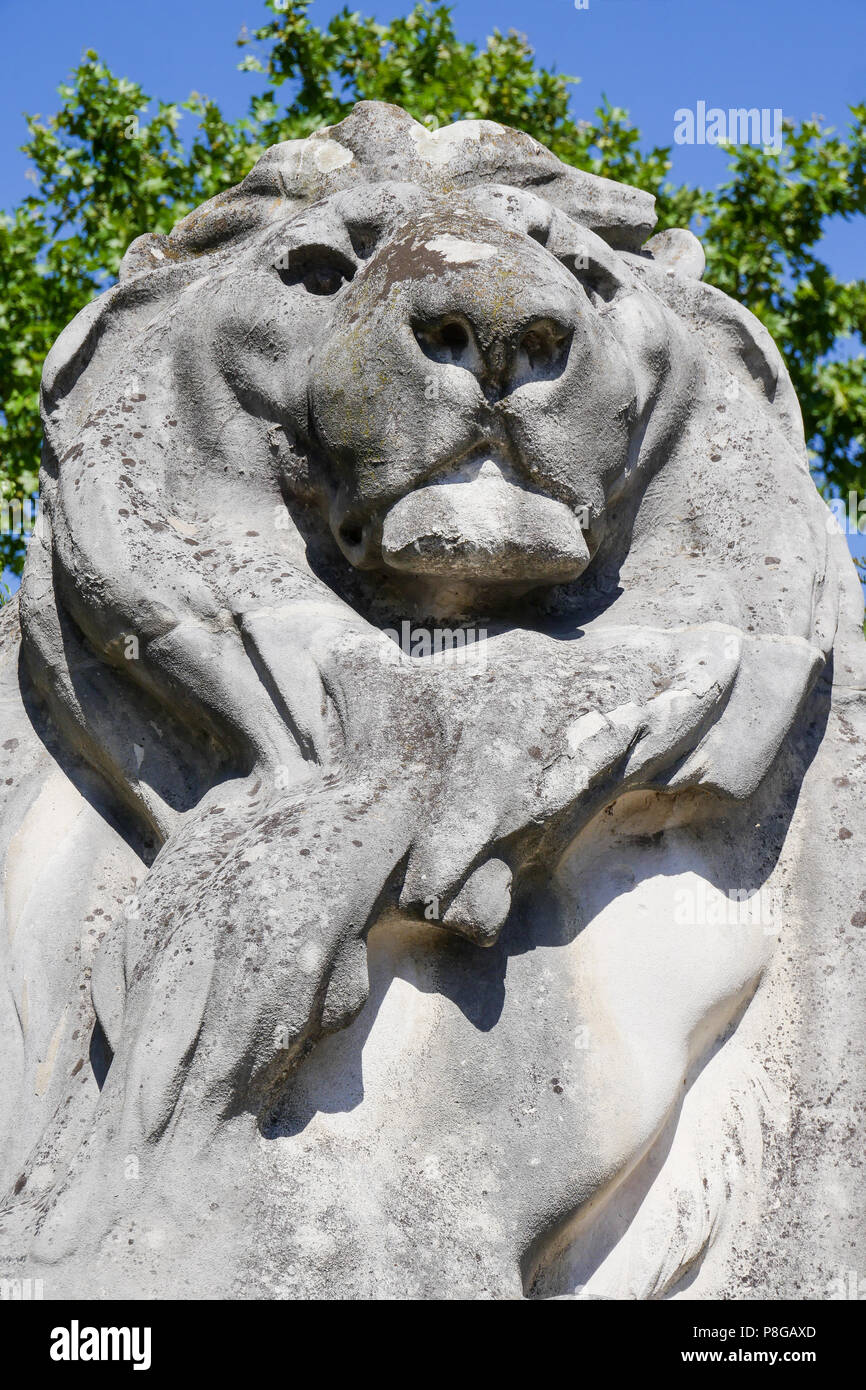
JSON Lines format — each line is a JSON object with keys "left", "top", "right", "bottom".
{"left": 1, "top": 0, "right": 864, "bottom": 578}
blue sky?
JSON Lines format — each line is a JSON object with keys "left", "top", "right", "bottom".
{"left": 2, "top": 0, "right": 864, "bottom": 247}
{"left": 1, "top": 0, "right": 865, "bottom": 583}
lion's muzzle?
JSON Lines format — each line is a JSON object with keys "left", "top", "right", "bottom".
{"left": 311, "top": 202, "right": 627, "bottom": 606}
{"left": 379, "top": 455, "right": 590, "bottom": 584}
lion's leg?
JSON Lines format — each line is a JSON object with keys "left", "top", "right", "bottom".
{"left": 21, "top": 775, "right": 418, "bottom": 1274}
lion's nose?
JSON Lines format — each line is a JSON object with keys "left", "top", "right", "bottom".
{"left": 412, "top": 313, "right": 572, "bottom": 397}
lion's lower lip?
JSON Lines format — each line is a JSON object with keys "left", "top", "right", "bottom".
{"left": 379, "top": 461, "right": 590, "bottom": 584}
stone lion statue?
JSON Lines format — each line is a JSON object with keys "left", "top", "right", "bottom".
{"left": 0, "top": 102, "right": 863, "bottom": 1300}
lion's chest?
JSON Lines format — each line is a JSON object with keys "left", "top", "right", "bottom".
{"left": 241, "top": 814, "right": 770, "bottom": 1297}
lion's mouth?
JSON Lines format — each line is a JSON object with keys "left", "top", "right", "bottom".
{"left": 335, "top": 455, "right": 591, "bottom": 590}
{"left": 381, "top": 458, "right": 590, "bottom": 583}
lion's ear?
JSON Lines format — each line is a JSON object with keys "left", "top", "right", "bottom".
{"left": 643, "top": 228, "right": 706, "bottom": 280}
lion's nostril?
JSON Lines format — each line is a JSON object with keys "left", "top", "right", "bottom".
{"left": 413, "top": 312, "right": 570, "bottom": 387}
{"left": 522, "top": 330, "right": 548, "bottom": 361}
{"left": 439, "top": 321, "right": 469, "bottom": 354}
{"left": 413, "top": 317, "right": 471, "bottom": 364}
{"left": 519, "top": 321, "right": 571, "bottom": 373}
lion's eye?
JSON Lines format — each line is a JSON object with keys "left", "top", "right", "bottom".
{"left": 274, "top": 247, "right": 356, "bottom": 296}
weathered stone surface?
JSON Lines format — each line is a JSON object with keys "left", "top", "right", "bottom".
{"left": 0, "top": 101, "right": 863, "bottom": 1300}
